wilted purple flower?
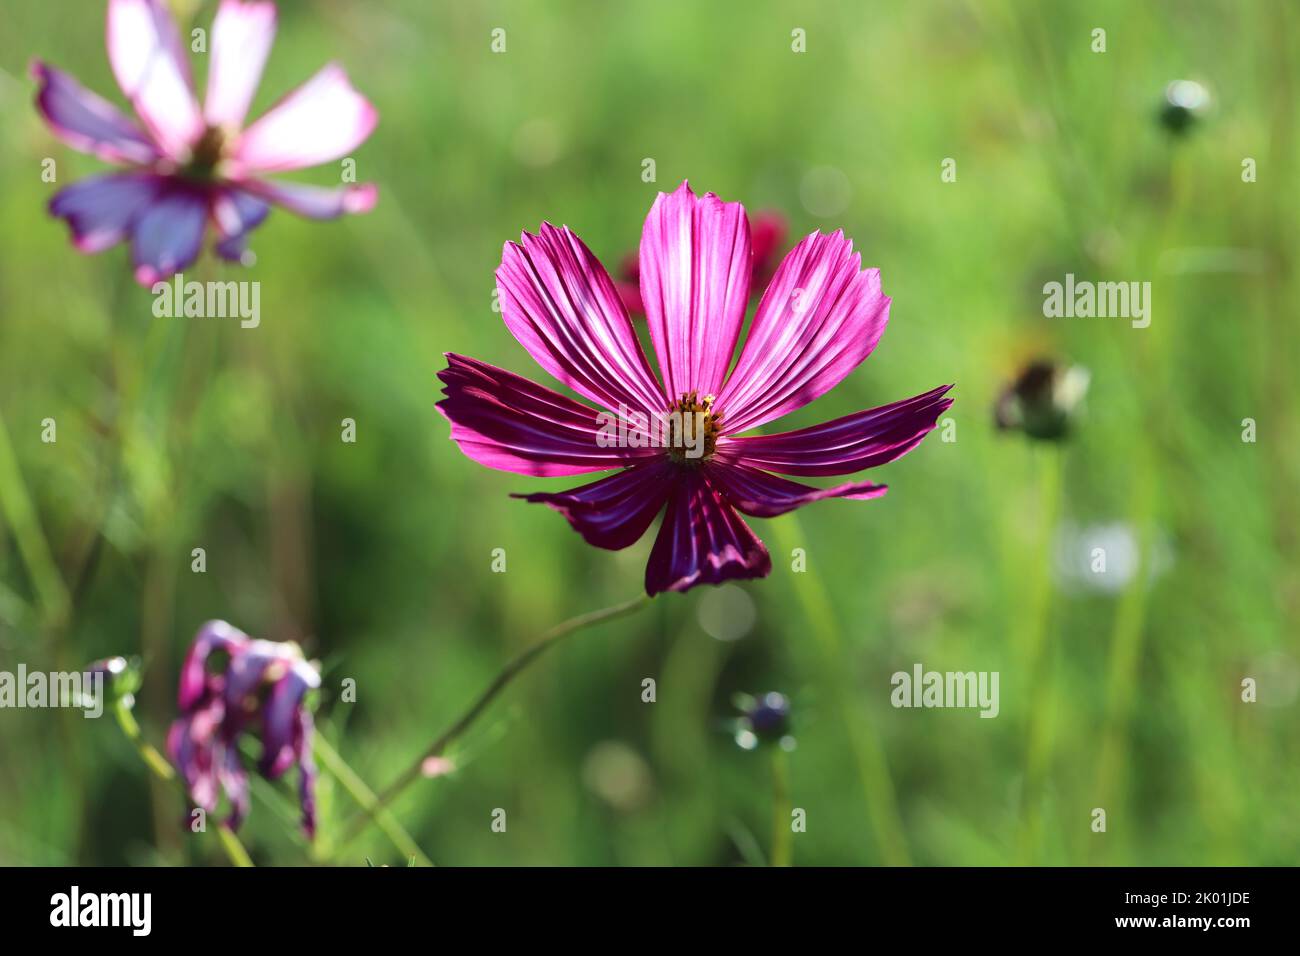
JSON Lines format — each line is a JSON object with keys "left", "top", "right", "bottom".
{"left": 33, "top": 0, "right": 378, "bottom": 284}
{"left": 438, "top": 181, "right": 953, "bottom": 595}
{"left": 167, "top": 620, "right": 320, "bottom": 837}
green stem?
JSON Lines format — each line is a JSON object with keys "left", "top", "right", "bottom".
{"left": 769, "top": 516, "right": 911, "bottom": 866}
{"left": 339, "top": 593, "right": 650, "bottom": 848}
{"left": 111, "top": 699, "right": 254, "bottom": 867}
{"left": 770, "top": 748, "right": 793, "bottom": 867}
{"left": 314, "top": 735, "right": 433, "bottom": 866}
{"left": 0, "top": 410, "right": 70, "bottom": 627}
{"left": 1016, "top": 449, "right": 1063, "bottom": 863}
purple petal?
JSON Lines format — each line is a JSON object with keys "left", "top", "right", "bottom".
{"left": 130, "top": 185, "right": 210, "bottom": 285}
{"left": 232, "top": 63, "right": 377, "bottom": 174}
{"left": 219, "top": 745, "right": 250, "bottom": 830}
{"left": 638, "top": 181, "right": 752, "bottom": 400}
{"left": 30, "top": 62, "right": 159, "bottom": 165}
{"left": 107, "top": 0, "right": 203, "bottom": 159}
{"left": 238, "top": 178, "right": 377, "bottom": 219}
{"left": 211, "top": 187, "right": 270, "bottom": 262}
{"left": 220, "top": 639, "right": 285, "bottom": 734}
{"left": 295, "top": 709, "right": 318, "bottom": 838}
{"left": 177, "top": 620, "right": 250, "bottom": 712}
{"left": 644, "top": 471, "right": 771, "bottom": 596}
{"left": 719, "top": 385, "right": 954, "bottom": 477}
{"left": 48, "top": 172, "right": 164, "bottom": 254}
{"left": 438, "top": 353, "right": 662, "bottom": 476}
{"left": 706, "top": 461, "right": 887, "bottom": 518}
{"left": 513, "top": 460, "right": 674, "bottom": 550}
{"left": 259, "top": 662, "right": 318, "bottom": 780}
{"left": 497, "top": 223, "right": 666, "bottom": 416}
{"left": 715, "top": 231, "right": 891, "bottom": 434}
{"left": 204, "top": 0, "right": 277, "bottom": 129}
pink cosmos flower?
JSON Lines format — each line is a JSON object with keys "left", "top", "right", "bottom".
{"left": 615, "top": 209, "right": 787, "bottom": 317}
{"left": 437, "top": 182, "right": 953, "bottom": 596}
{"left": 167, "top": 620, "right": 320, "bottom": 837}
{"left": 33, "top": 0, "right": 378, "bottom": 285}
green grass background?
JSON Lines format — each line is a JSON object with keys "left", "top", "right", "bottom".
{"left": 0, "top": 0, "right": 1296, "bottom": 865}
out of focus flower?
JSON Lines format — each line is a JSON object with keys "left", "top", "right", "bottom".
{"left": 1159, "top": 80, "right": 1211, "bottom": 135}
{"left": 438, "top": 182, "right": 952, "bottom": 595}
{"left": 33, "top": 0, "right": 378, "bottom": 284}
{"left": 615, "top": 210, "right": 788, "bottom": 317}
{"left": 83, "top": 656, "right": 138, "bottom": 708}
{"left": 167, "top": 620, "right": 320, "bottom": 837}
{"left": 994, "top": 359, "right": 1089, "bottom": 441}
{"left": 733, "top": 691, "right": 794, "bottom": 750}
{"left": 1054, "top": 520, "right": 1172, "bottom": 594}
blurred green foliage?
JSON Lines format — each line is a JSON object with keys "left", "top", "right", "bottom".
{"left": 0, "top": 0, "right": 1296, "bottom": 866}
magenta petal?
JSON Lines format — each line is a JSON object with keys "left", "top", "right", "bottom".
{"left": 720, "top": 385, "right": 954, "bottom": 477}
{"left": 204, "top": 0, "right": 278, "bottom": 129}
{"left": 716, "top": 231, "right": 891, "bottom": 434}
{"left": 513, "top": 461, "right": 674, "bottom": 550}
{"left": 107, "top": 0, "right": 203, "bottom": 159}
{"left": 638, "top": 181, "right": 752, "bottom": 400}
{"left": 177, "top": 620, "right": 250, "bottom": 712}
{"left": 48, "top": 172, "right": 164, "bottom": 254}
{"left": 31, "top": 62, "right": 159, "bottom": 165}
{"left": 644, "top": 471, "right": 771, "bottom": 596}
{"left": 130, "top": 186, "right": 209, "bottom": 285}
{"left": 438, "top": 353, "right": 662, "bottom": 477}
{"left": 233, "top": 63, "right": 377, "bottom": 174}
{"left": 706, "top": 461, "right": 887, "bottom": 518}
{"left": 497, "top": 223, "right": 666, "bottom": 416}
{"left": 239, "top": 178, "right": 377, "bottom": 219}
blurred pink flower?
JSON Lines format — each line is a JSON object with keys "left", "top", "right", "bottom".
{"left": 167, "top": 620, "right": 320, "bottom": 837}
{"left": 438, "top": 182, "right": 953, "bottom": 596}
{"left": 33, "top": 0, "right": 378, "bottom": 284}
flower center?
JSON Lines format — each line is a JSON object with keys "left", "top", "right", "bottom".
{"left": 666, "top": 391, "right": 722, "bottom": 465}
{"left": 184, "top": 125, "right": 228, "bottom": 180}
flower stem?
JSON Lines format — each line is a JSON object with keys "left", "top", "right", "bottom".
{"left": 1016, "top": 448, "right": 1063, "bottom": 863}
{"left": 314, "top": 735, "right": 433, "bottom": 866}
{"left": 111, "top": 699, "right": 254, "bottom": 867}
{"left": 770, "top": 748, "right": 793, "bottom": 867}
{"left": 340, "top": 592, "right": 650, "bottom": 847}
{"left": 769, "top": 516, "right": 911, "bottom": 866}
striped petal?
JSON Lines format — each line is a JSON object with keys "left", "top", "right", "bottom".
{"left": 706, "top": 461, "right": 887, "bottom": 518}
{"left": 513, "top": 460, "right": 673, "bottom": 550}
{"left": 497, "top": 223, "right": 666, "bottom": 416}
{"left": 638, "top": 181, "right": 752, "bottom": 400}
{"left": 720, "top": 385, "right": 953, "bottom": 477}
{"left": 438, "top": 353, "right": 660, "bottom": 477}
{"left": 716, "top": 231, "right": 890, "bottom": 435}
{"left": 644, "top": 471, "right": 770, "bottom": 596}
